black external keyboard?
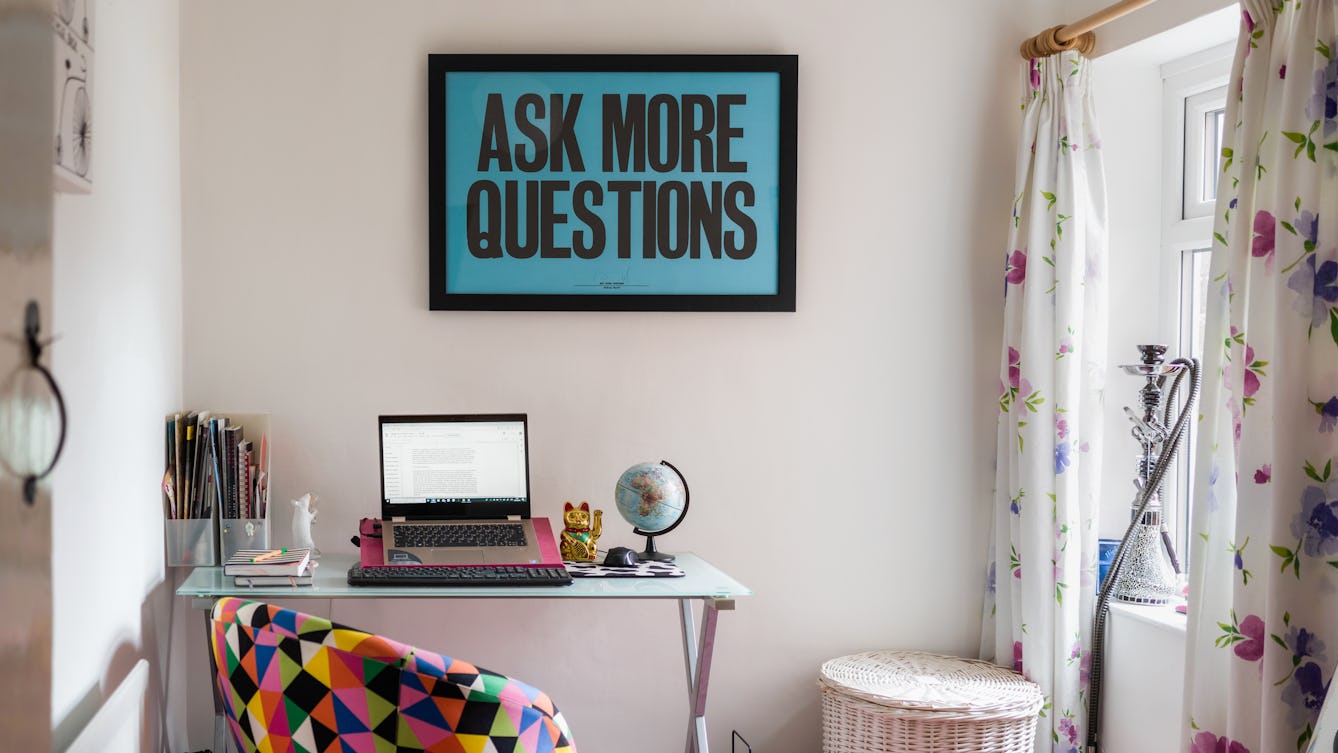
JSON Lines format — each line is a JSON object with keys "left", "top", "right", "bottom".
{"left": 391, "top": 522, "right": 527, "bottom": 548}
{"left": 347, "top": 564, "right": 573, "bottom": 587}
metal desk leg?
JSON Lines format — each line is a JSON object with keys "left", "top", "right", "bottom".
{"left": 195, "top": 598, "right": 231, "bottom": 753}
{"left": 680, "top": 598, "right": 734, "bottom": 753}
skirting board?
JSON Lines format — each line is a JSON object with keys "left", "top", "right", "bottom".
{"left": 65, "top": 659, "right": 148, "bottom": 753}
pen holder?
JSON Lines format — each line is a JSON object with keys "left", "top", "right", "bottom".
{"left": 220, "top": 517, "right": 270, "bottom": 562}
{"left": 165, "top": 515, "right": 218, "bottom": 566}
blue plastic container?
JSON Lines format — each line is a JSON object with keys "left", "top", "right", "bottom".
{"left": 1098, "top": 538, "right": 1120, "bottom": 590}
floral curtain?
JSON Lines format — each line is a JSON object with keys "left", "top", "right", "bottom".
{"left": 981, "top": 50, "right": 1107, "bottom": 753}
{"left": 1184, "top": 2, "right": 1338, "bottom": 752}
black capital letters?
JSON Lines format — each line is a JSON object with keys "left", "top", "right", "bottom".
{"left": 717, "top": 94, "right": 746, "bottom": 172}
{"left": 680, "top": 94, "right": 716, "bottom": 172}
{"left": 647, "top": 94, "right": 680, "bottom": 173}
{"left": 539, "top": 180, "right": 571, "bottom": 258}
{"left": 607, "top": 181, "right": 641, "bottom": 258}
{"left": 572, "top": 181, "right": 606, "bottom": 259}
{"left": 477, "top": 94, "right": 513, "bottom": 172}
{"left": 657, "top": 181, "right": 689, "bottom": 258}
{"left": 723, "top": 181, "right": 756, "bottom": 259}
{"left": 466, "top": 180, "right": 502, "bottom": 257}
{"left": 514, "top": 94, "right": 548, "bottom": 173}
{"left": 548, "top": 94, "right": 585, "bottom": 172}
{"left": 603, "top": 94, "right": 646, "bottom": 172}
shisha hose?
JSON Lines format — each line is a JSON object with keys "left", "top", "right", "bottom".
{"left": 1160, "top": 370, "right": 1186, "bottom": 573}
{"left": 1084, "top": 357, "right": 1199, "bottom": 753}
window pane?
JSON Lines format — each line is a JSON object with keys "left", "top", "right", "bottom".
{"left": 1181, "top": 88, "right": 1228, "bottom": 219}
{"left": 1175, "top": 247, "right": 1212, "bottom": 565}
{"left": 1203, "top": 108, "right": 1225, "bottom": 202}
{"left": 1190, "top": 248, "right": 1211, "bottom": 357}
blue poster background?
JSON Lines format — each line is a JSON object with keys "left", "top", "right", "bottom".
{"left": 442, "top": 71, "right": 781, "bottom": 296}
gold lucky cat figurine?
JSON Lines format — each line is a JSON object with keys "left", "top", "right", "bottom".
{"left": 559, "top": 501, "right": 603, "bottom": 562}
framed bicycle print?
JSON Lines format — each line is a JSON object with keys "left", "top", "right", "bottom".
{"left": 428, "top": 54, "right": 797, "bottom": 311}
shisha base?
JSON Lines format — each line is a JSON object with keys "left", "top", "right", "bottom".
{"left": 1111, "top": 522, "right": 1179, "bottom": 605}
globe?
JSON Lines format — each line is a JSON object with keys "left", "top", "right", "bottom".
{"left": 614, "top": 460, "right": 690, "bottom": 562}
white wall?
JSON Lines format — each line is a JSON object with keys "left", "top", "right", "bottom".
{"left": 49, "top": 0, "right": 182, "bottom": 750}
{"left": 177, "top": 1, "right": 1049, "bottom": 751}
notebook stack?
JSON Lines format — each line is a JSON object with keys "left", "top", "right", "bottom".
{"left": 224, "top": 548, "right": 313, "bottom": 586}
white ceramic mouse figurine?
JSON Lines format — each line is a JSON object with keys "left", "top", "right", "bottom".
{"left": 291, "top": 492, "right": 320, "bottom": 557}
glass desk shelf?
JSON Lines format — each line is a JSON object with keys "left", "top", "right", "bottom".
{"left": 177, "top": 551, "right": 749, "bottom": 753}
{"left": 178, "top": 551, "right": 750, "bottom": 601}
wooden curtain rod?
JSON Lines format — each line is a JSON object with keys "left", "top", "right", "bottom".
{"left": 1019, "top": 0, "right": 1159, "bottom": 59}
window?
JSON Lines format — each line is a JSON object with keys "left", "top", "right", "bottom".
{"left": 1184, "top": 87, "right": 1227, "bottom": 218}
{"left": 1160, "top": 45, "right": 1232, "bottom": 566}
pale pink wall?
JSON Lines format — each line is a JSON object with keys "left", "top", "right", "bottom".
{"left": 178, "top": 1, "right": 1047, "bottom": 751}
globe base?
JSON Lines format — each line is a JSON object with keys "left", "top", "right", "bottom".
{"left": 637, "top": 533, "right": 676, "bottom": 563}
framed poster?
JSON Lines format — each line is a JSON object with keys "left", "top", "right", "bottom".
{"left": 54, "top": 0, "right": 94, "bottom": 193}
{"left": 428, "top": 54, "right": 797, "bottom": 311}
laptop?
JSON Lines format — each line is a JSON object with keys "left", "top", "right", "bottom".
{"left": 378, "top": 414, "right": 558, "bottom": 566}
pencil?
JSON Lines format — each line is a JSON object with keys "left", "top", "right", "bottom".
{"left": 251, "top": 548, "right": 288, "bottom": 563}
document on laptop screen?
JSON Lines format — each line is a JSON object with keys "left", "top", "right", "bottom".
{"left": 381, "top": 419, "right": 527, "bottom": 505}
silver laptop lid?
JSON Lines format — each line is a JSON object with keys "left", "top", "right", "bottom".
{"left": 378, "top": 414, "right": 531, "bottom": 521}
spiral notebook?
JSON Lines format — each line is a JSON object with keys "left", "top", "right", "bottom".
{"left": 223, "top": 548, "right": 311, "bottom": 576}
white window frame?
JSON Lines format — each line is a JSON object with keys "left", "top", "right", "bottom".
{"left": 1158, "top": 42, "right": 1233, "bottom": 566}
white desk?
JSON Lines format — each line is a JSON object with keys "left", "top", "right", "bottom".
{"left": 178, "top": 552, "right": 750, "bottom": 753}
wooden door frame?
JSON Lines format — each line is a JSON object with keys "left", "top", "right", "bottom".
{"left": 0, "top": 1, "right": 55, "bottom": 750}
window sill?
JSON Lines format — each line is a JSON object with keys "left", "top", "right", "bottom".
{"left": 1109, "top": 600, "right": 1187, "bottom": 633}
{"left": 1102, "top": 600, "right": 1188, "bottom": 752}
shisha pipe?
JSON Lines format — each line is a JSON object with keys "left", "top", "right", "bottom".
{"left": 1085, "top": 346, "right": 1199, "bottom": 752}
{"left": 1118, "top": 344, "right": 1185, "bottom": 580}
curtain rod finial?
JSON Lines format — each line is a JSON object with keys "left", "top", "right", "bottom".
{"left": 1019, "top": 25, "right": 1097, "bottom": 61}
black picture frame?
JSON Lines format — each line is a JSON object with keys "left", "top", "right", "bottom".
{"left": 428, "top": 53, "right": 797, "bottom": 312}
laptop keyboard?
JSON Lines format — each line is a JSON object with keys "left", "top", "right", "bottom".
{"left": 392, "top": 522, "right": 526, "bottom": 548}
{"left": 347, "top": 565, "right": 572, "bottom": 587}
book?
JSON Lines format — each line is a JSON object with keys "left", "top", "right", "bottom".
{"left": 201, "top": 423, "right": 220, "bottom": 518}
{"left": 164, "top": 413, "right": 178, "bottom": 518}
{"left": 223, "top": 424, "right": 243, "bottom": 519}
{"left": 189, "top": 410, "right": 211, "bottom": 518}
{"left": 256, "top": 431, "right": 269, "bottom": 517}
{"left": 182, "top": 412, "right": 197, "bottom": 520}
{"left": 233, "top": 573, "right": 314, "bottom": 587}
{"left": 173, "top": 411, "right": 185, "bottom": 519}
{"left": 240, "top": 439, "right": 253, "bottom": 518}
{"left": 223, "top": 547, "right": 312, "bottom": 576}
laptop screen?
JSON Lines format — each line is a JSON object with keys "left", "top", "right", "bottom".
{"left": 379, "top": 414, "right": 531, "bottom": 520}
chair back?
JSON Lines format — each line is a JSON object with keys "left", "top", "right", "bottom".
{"left": 209, "top": 597, "right": 576, "bottom": 752}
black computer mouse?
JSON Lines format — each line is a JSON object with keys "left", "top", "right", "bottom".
{"left": 602, "top": 546, "right": 640, "bottom": 567}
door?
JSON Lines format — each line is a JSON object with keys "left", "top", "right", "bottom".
{"left": 0, "top": 1, "right": 55, "bottom": 750}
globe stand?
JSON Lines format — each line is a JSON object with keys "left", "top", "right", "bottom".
{"left": 635, "top": 531, "right": 675, "bottom": 563}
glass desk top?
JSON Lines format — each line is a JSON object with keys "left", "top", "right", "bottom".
{"left": 176, "top": 552, "right": 751, "bottom": 601}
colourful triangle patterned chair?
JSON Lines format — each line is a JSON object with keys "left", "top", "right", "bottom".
{"left": 209, "top": 597, "right": 577, "bottom": 753}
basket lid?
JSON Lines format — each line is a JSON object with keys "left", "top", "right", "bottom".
{"left": 819, "top": 650, "right": 1043, "bottom": 714}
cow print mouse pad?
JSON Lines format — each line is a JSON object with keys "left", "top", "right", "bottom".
{"left": 565, "top": 559, "right": 685, "bottom": 578}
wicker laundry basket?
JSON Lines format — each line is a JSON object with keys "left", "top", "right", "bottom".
{"left": 819, "top": 650, "right": 1043, "bottom": 753}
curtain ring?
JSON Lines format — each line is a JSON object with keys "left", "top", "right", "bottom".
{"left": 0, "top": 301, "right": 68, "bottom": 505}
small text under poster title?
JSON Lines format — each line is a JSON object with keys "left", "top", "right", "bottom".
{"left": 466, "top": 92, "right": 758, "bottom": 261}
